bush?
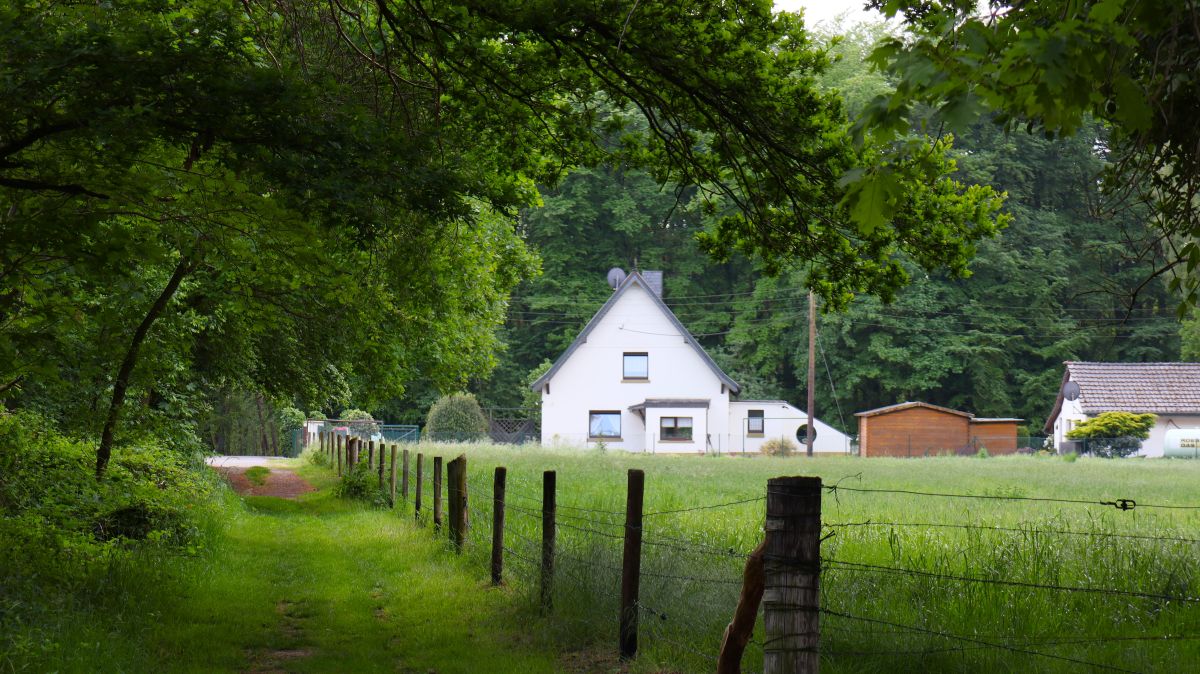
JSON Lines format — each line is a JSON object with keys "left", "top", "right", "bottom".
{"left": 339, "top": 408, "right": 378, "bottom": 438}
{"left": 425, "top": 393, "right": 489, "bottom": 442}
{"left": 1066, "top": 411, "right": 1156, "bottom": 458}
{"left": 976, "top": 446, "right": 990, "bottom": 459}
{"left": 761, "top": 437, "right": 798, "bottom": 457}
{"left": 335, "top": 461, "right": 388, "bottom": 506}
{"left": 308, "top": 410, "right": 326, "bottom": 420}
{"left": 302, "top": 443, "right": 331, "bottom": 468}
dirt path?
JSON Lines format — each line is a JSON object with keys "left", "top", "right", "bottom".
{"left": 212, "top": 463, "right": 316, "bottom": 499}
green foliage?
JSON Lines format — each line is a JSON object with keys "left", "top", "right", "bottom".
{"left": 338, "top": 409, "right": 378, "bottom": 438}
{"left": 520, "top": 360, "right": 553, "bottom": 417}
{"left": 244, "top": 466, "right": 270, "bottom": 486}
{"left": 761, "top": 437, "right": 799, "bottom": 457}
{"left": 308, "top": 410, "right": 327, "bottom": 420}
{"left": 425, "top": 393, "right": 489, "bottom": 442}
{"left": 302, "top": 444, "right": 331, "bottom": 469}
{"left": 334, "top": 462, "right": 387, "bottom": 506}
{"left": 865, "top": 0, "right": 1200, "bottom": 309}
{"left": 976, "top": 447, "right": 990, "bottom": 459}
{"left": 1067, "top": 411, "right": 1156, "bottom": 458}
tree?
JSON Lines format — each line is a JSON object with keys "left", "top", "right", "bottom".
{"left": 863, "top": 0, "right": 1200, "bottom": 308}
{"left": 2, "top": 0, "right": 1009, "bottom": 476}
{"left": 1067, "top": 411, "right": 1156, "bottom": 458}
{"left": 425, "top": 393, "right": 489, "bottom": 442}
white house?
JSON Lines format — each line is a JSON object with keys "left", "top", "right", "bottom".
{"left": 530, "top": 271, "right": 851, "bottom": 454}
{"left": 1044, "top": 361, "right": 1200, "bottom": 457}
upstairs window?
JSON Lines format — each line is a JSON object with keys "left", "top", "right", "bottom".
{"left": 660, "top": 416, "right": 693, "bottom": 441}
{"left": 589, "top": 411, "right": 622, "bottom": 439}
{"left": 623, "top": 352, "right": 649, "bottom": 380}
{"left": 748, "top": 410, "right": 764, "bottom": 434}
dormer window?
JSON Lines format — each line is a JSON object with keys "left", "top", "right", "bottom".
{"left": 623, "top": 352, "right": 648, "bottom": 381}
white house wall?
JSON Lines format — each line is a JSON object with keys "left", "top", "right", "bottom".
{"left": 727, "top": 401, "right": 851, "bottom": 454}
{"left": 539, "top": 281, "right": 728, "bottom": 451}
{"left": 1052, "top": 398, "right": 1200, "bottom": 457}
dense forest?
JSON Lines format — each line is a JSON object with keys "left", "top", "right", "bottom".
{"left": 459, "top": 24, "right": 1182, "bottom": 436}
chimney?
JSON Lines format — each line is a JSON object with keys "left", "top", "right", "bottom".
{"left": 642, "top": 270, "right": 663, "bottom": 298}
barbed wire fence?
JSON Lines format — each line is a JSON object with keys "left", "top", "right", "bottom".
{"left": 310, "top": 432, "right": 1200, "bottom": 673}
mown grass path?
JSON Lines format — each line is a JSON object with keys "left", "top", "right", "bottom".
{"left": 147, "top": 465, "right": 554, "bottom": 673}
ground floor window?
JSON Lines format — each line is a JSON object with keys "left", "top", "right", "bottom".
{"left": 660, "top": 416, "right": 693, "bottom": 441}
{"left": 589, "top": 411, "right": 621, "bottom": 438}
{"left": 747, "top": 410, "right": 764, "bottom": 434}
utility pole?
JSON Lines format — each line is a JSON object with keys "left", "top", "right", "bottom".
{"left": 806, "top": 291, "right": 816, "bottom": 457}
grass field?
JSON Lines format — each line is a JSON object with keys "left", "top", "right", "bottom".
{"left": 19, "top": 446, "right": 1200, "bottom": 672}
{"left": 384, "top": 444, "right": 1200, "bottom": 673}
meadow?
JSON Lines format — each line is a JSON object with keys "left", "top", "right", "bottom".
{"left": 385, "top": 444, "right": 1200, "bottom": 673}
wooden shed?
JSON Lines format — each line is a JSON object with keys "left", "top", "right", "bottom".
{"left": 855, "top": 402, "right": 1021, "bottom": 457}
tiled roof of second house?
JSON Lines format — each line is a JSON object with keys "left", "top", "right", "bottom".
{"left": 1067, "top": 361, "right": 1200, "bottom": 414}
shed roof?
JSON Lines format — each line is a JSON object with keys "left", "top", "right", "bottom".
{"left": 854, "top": 401, "right": 973, "bottom": 419}
{"left": 629, "top": 398, "right": 711, "bottom": 412}
{"left": 529, "top": 271, "right": 740, "bottom": 393}
{"left": 1043, "top": 361, "right": 1200, "bottom": 433}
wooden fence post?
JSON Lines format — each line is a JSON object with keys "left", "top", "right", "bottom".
{"left": 620, "top": 469, "right": 645, "bottom": 661}
{"left": 389, "top": 445, "right": 398, "bottom": 507}
{"left": 336, "top": 435, "right": 343, "bottom": 476}
{"left": 717, "top": 541, "right": 767, "bottom": 674}
{"left": 349, "top": 438, "right": 358, "bottom": 468}
{"left": 448, "top": 454, "right": 467, "bottom": 552}
{"left": 402, "top": 449, "right": 410, "bottom": 503}
{"left": 491, "top": 466, "right": 506, "bottom": 585}
{"left": 763, "top": 476, "right": 822, "bottom": 674}
{"left": 415, "top": 453, "right": 424, "bottom": 523}
{"left": 541, "top": 470, "right": 556, "bottom": 610}
{"left": 378, "top": 440, "right": 386, "bottom": 488}
{"left": 433, "top": 456, "right": 444, "bottom": 532}
{"left": 368, "top": 440, "right": 375, "bottom": 470}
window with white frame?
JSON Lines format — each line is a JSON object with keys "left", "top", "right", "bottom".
{"left": 660, "top": 416, "right": 693, "bottom": 441}
{"left": 623, "top": 352, "right": 649, "bottom": 380}
{"left": 589, "top": 411, "right": 621, "bottom": 438}
{"left": 747, "top": 409, "right": 764, "bottom": 434}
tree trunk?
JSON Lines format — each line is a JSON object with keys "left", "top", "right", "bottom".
{"left": 95, "top": 256, "right": 194, "bottom": 479}
{"left": 255, "top": 394, "right": 271, "bottom": 456}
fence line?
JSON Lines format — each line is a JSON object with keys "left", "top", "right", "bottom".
{"left": 302, "top": 438, "right": 1200, "bottom": 673}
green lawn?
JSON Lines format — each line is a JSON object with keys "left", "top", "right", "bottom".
{"left": 62, "top": 465, "right": 556, "bottom": 674}
{"left": 401, "top": 444, "right": 1200, "bottom": 673}
{"left": 25, "top": 448, "right": 1200, "bottom": 673}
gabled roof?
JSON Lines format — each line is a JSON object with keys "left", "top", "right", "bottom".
{"left": 854, "top": 401, "right": 973, "bottom": 418}
{"left": 529, "top": 271, "right": 740, "bottom": 393}
{"left": 1043, "top": 361, "right": 1200, "bottom": 433}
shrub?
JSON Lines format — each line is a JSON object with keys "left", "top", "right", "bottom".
{"left": 1066, "top": 412, "right": 1156, "bottom": 458}
{"left": 308, "top": 410, "right": 326, "bottom": 420}
{"left": 302, "top": 443, "right": 331, "bottom": 468}
{"left": 425, "top": 393, "right": 489, "bottom": 442}
{"left": 762, "top": 437, "right": 798, "bottom": 457}
{"left": 338, "top": 408, "right": 378, "bottom": 438}
{"left": 335, "top": 461, "right": 387, "bottom": 506}
{"left": 976, "top": 446, "right": 990, "bottom": 459}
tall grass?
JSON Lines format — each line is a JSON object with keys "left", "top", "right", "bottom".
{"left": 399, "top": 443, "right": 1200, "bottom": 672}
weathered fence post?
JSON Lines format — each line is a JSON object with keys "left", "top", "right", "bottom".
{"left": 319, "top": 431, "right": 324, "bottom": 454}
{"left": 389, "top": 445, "right": 398, "bottom": 507}
{"left": 378, "top": 440, "right": 386, "bottom": 488}
{"left": 763, "top": 476, "right": 822, "bottom": 674}
{"left": 433, "top": 456, "right": 444, "bottom": 531}
{"left": 491, "top": 466, "right": 506, "bottom": 585}
{"left": 448, "top": 454, "right": 467, "bottom": 552}
{"left": 620, "top": 469, "right": 645, "bottom": 661}
{"left": 336, "top": 435, "right": 343, "bottom": 476}
{"left": 349, "top": 438, "right": 358, "bottom": 468}
{"left": 541, "top": 470, "right": 556, "bottom": 610}
{"left": 402, "top": 449, "right": 410, "bottom": 503}
{"left": 368, "top": 440, "right": 375, "bottom": 470}
{"left": 415, "top": 453, "right": 424, "bottom": 523}
{"left": 717, "top": 541, "right": 766, "bottom": 674}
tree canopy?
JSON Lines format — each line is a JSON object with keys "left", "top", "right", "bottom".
{"left": 863, "top": 0, "right": 1200, "bottom": 309}
{"left": 2, "top": 1, "right": 1014, "bottom": 473}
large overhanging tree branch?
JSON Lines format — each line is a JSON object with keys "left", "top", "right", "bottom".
{"left": 861, "top": 0, "right": 1200, "bottom": 310}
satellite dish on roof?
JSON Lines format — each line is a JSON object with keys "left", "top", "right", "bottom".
{"left": 1063, "top": 381, "right": 1081, "bottom": 401}
{"left": 606, "top": 267, "right": 627, "bottom": 290}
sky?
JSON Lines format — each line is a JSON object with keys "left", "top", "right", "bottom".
{"left": 774, "top": 0, "right": 885, "bottom": 28}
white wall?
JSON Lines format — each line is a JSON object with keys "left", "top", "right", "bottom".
{"left": 727, "top": 401, "right": 851, "bottom": 454}
{"left": 539, "top": 281, "right": 728, "bottom": 452}
{"left": 1053, "top": 401, "right": 1200, "bottom": 457}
